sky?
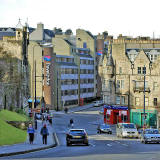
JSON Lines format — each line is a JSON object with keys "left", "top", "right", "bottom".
{"left": 1, "top": 0, "right": 160, "bottom": 38}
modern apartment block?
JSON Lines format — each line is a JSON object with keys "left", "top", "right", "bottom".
{"left": 52, "top": 29, "right": 97, "bottom": 107}
{"left": 54, "top": 55, "right": 79, "bottom": 110}
{"left": 99, "top": 35, "right": 160, "bottom": 127}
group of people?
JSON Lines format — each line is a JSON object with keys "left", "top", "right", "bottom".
{"left": 27, "top": 123, "right": 49, "bottom": 145}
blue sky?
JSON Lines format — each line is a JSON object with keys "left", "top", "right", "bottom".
{"left": 1, "top": 0, "right": 160, "bottom": 38}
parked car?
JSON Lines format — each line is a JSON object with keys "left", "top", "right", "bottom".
{"left": 99, "top": 108, "right": 104, "bottom": 114}
{"left": 116, "top": 123, "right": 138, "bottom": 138}
{"left": 97, "top": 124, "right": 112, "bottom": 134}
{"left": 93, "top": 100, "right": 103, "bottom": 107}
{"left": 140, "top": 129, "right": 160, "bottom": 144}
{"left": 66, "top": 129, "right": 89, "bottom": 146}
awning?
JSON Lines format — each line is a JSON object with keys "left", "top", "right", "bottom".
{"left": 28, "top": 99, "right": 40, "bottom": 103}
{"left": 104, "top": 105, "right": 128, "bottom": 110}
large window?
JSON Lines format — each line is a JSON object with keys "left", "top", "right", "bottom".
{"left": 137, "top": 67, "right": 146, "bottom": 74}
{"left": 135, "top": 97, "right": 140, "bottom": 106}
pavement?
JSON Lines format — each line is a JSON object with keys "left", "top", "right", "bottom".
{"left": 0, "top": 120, "right": 57, "bottom": 157}
{"left": 0, "top": 103, "right": 94, "bottom": 157}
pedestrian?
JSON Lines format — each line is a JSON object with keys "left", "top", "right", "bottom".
{"left": 64, "top": 107, "right": 68, "bottom": 114}
{"left": 70, "top": 118, "right": 74, "bottom": 128}
{"left": 40, "top": 124, "right": 49, "bottom": 145}
{"left": 27, "top": 123, "right": 35, "bottom": 144}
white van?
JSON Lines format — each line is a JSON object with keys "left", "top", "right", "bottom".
{"left": 116, "top": 123, "right": 138, "bottom": 138}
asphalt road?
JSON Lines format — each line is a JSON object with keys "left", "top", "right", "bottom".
{"left": 3, "top": 107, "right": 160, "bottom": 160}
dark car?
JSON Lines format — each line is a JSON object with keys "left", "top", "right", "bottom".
{"left": 97, "top": 124, "right": 112, "bottom": 134}
{"left": 140, "top": 129, "right": 160, "bottom": 144}
{"left": 66, "top": 129, "right": 89, "bottom": 146}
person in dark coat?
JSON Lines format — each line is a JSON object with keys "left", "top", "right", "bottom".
{"left": 70, "top": 118, "right": 74, "bottom": 128}
{"left": 27, "top": 123, "right": 35, "bottom": 144}
{"left": 40, "top": 124, "right": 49, "bottom": 144}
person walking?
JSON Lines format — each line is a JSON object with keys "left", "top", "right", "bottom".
{"left": 70, "top": 118, "right": 74, "bottom": 128}
{"left": 40, "top": 124, "right": 49, "bottom": 145}
{"left": 27, "top": 123, "right": 35, "bottom": 144}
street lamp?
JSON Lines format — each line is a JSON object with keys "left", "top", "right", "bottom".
{"left": 32, "top": 44, "right": 40, "bottom": 109}
{"left": 143, "top": 65, "right": 146, "bottom": 130}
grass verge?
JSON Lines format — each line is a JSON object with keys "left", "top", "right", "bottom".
{"left": 0, "top": 109, "right": 29, "bottom": 121}
{"left": 0, "top": 119, "right": 27, "bottom": 146}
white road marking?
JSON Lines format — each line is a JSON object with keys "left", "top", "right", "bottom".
{"left": 107, "top": 144, "right": 112, "bottom": 147}
{"left": 89, "top": 143, "right": 96, "bottom": 147}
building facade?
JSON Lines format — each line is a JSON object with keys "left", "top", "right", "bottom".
{"left": 100, "top": 36, "right": 160, "bottom": 127}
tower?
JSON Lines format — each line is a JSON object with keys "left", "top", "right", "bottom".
{"left": 16, "top": 18, "right": 23, "bottom": 41}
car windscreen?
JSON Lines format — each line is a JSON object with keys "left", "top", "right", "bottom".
{"left": 100, "top": 124, "right": 110, "bottom": 128}
{"left": 145, "top": 130, "right": 159, "bottom": 134}
{"left": 69, "top": 130, "right": 85, "bottom": 135}
{"left": 122, "top": 124, "right": 135, "bottom": 129}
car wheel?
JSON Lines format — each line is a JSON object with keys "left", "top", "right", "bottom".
{"left": 144, "top": 141, "right": 148, "bottom": 144}
{"left": 85, "top": 142, "right": 89, "bottom": 146}
{"left": 66, "top": 142, "right": 70, "bottom": 146}
{"left": 110, "top": 132, "right": 112, "bottom": 134}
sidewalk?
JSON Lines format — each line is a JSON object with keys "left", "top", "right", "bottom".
{"left": 0, "top": 120, "right": 57, "bottom": 157}
{"left": 51, "top": 103, "right": 94, "bottom": 114}
{"left": 0, "top": 104, "right": 93, "bottom": 157}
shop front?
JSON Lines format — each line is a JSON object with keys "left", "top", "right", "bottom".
{"left": 130, "top": 109, "right": 157, "bottom": 128}
{"left": 104, "top": 105, "right": 129, "bottom": 124}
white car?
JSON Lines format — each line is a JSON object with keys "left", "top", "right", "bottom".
{"left": 93, "top": 101, "right": 103, "bottom": 107}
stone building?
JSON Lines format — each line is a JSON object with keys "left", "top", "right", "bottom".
{"left": 100, "top": 35, "right": 160, "bottom": 127}
{"left": 0, "top": 20, "right": 29, "bottom": 110}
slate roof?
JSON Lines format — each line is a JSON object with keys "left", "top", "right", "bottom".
{"left": 64, "top": 39, "right": 74, "bottom": 46}
{"left": 0, "top": 32, "right": 16, "bottom": 40}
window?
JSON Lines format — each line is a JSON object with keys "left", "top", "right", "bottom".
{"left": 154, "top": 98, "right": 157, "bottom": 106}
{"left": 145, "top": 97, "right": 149, "bottom": 106}
{"left": 116, "top": 96, "right": 120, "bottom": 105}
{"left": 117, "top": 80, "right": 120, "bottom": 89}
{"left": 143, "top": 67, "right": 146, "bottom": 74}
{"left": 121, "top": 96, "right": 125, "bottom": 105}
{"left": 153, "top": 82, "right": 158, "bottom": 91}
{"left": 121, "top": 80, "right": 124, "bottom": 89}
{"left": 138, "top": 67, "right": 141, "bottom": 74}
{"left": 119, "top": 67, "right": 122, "bottom": 74}
{"left": 135, "top": 97, "right": 140, "bottom": 106}
{"left": 117, "top": 80, "right": 124, "bottom": 89}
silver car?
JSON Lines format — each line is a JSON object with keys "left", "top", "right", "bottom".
{"left": 141, "top": 129, "right": 160, "bottom": 144}
{"left": 97, "top": 124, "right": 112, "bottom": 134}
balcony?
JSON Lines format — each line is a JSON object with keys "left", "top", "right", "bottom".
{"left": 133, "top": 87, "right": 150, "bottom": 93}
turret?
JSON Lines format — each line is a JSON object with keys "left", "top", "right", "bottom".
{"left": 16, "top": 18, "right": 23, "bottom": 41}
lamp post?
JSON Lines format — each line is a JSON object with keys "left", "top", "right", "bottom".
{"left": 143, "top": 65, "right": 146, "bottom": 130}
{"left": 32, "top": 44, "right": 40, "bottom": 110}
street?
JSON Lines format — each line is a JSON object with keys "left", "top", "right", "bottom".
{"left": 3, "top": 106, "right": 160, "bottom": 160}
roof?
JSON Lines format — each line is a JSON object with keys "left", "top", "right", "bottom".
{"left": 16, "top": 19, "right": 23, "bottom": 29}
{"left": 86, "top": 31, "right": 95, "bottom": 39}
{"left": 0, "top": 32, "right": 16, "bottom": 40}
{"left": 64, "top": 39, "right": 74, "bottom": 46}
